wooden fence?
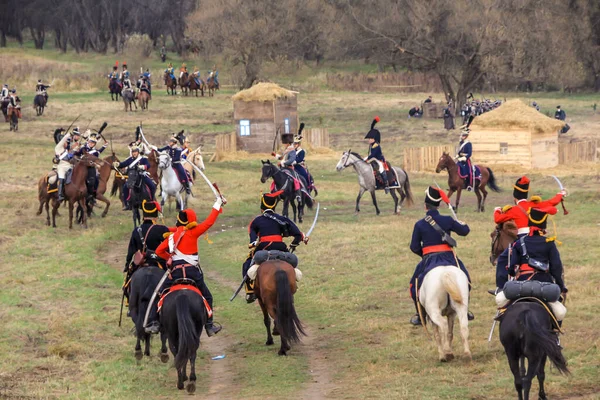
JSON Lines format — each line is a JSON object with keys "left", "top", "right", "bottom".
{"left": 304, "top": 128, "right": 330, "bottom": 148}
{"left": 403, "top": 145, "right": 455, "bottom": 172}
{"left": 558, "top": 140, "right": 598, "bottom": 165}
{"left": 213, "top": 132, "right": 237, "bottom": 161}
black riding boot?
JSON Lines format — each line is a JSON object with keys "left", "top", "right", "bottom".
{"left": 184, "top": 181, "right": 191, "bottom": 195}
{"left": 205, "top": 317, "right": 222, "bottom": 337}
{"left": 57, "top": 179, "right": 65, "bottom": 201}
{"left": 381, "top": 171, "right": 390, "bottom": 194}
{"left": 410, "top": 302, "right": 422, "bottom": 326}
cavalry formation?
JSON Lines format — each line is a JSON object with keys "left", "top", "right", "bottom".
{"left": 34, "top": 104, "right": 572, "bottom": 399}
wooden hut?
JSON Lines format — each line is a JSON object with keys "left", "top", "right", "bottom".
{"left": 232, "top": 83, "right": 298, "bottom": 153}
{"left": 469, "top": 100, "right": 565, "bottom": 169}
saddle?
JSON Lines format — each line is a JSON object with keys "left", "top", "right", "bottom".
{"left": 496, "top": 297, "right": 561, "bottom": 332}
{"left": 157, "top": 283, "right": 212, "bottom": 317}
{"left": 370, "top": 161, "right": 398, "bottom": 188}
{"left": 247, "top": 250, "right": 302, "bottom": 282}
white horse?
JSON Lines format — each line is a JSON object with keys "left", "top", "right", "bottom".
{"left": 158, "top": 152, "right": 189, "bottom": 211}
{"left": 335, "top": 150, "right": 413, "bottom": 214}
{"left": 182, "top": 146, "right": 206, "bottom": 181}
{"left": 419, "top": 266, "right": 471, "bottom": 362}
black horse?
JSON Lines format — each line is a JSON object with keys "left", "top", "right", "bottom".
{"left": 127, "top": 169, "right": 154, "bottom": 227}
{"left": 160, "top": 288, "right": 208, "bottom": 394}
{"left": 34, "top": 94, "right": 46, "bottom": 116}
{"left": 260, "top": 160, "right": 313, "bottom": 223}
{"left": 499, "top": 302, "right": 569, "bottom": 400}
{"left": 109, "top": 78, "right": 122, "bottom": 101}
{"left": 129, "top": 265, "right": 169, "bottom": 362}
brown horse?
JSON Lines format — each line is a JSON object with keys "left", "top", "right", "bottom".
{"left": 206, "top": 77, "right": 218, "bottom": 97}
{"left": 164, "top": 72, "right": 177, "bottom": 95}
{"left": 435, "top": 152, "right": 501, "bottom": 212}
{"left": 489, "top": 220, "right": 518, "bottom": 265}
{"left": 92, "top": 154, "right": 120, "bottom": 217}
{"left": 37, "top": 172, "right": 59, "bottom": 226}
{"left": 188, "top": 76, "right": 204, "bottom": 97}
{"left": 110, "top": 172, "right": 127, "bottom": 209}
{"left": 138, "top": 91, "right": 150, "bottom": 110}
{"left": 179, "top": 72, "right": 190, "bottom": 96}
{"left": 7, "top": 101, "right": 21, "bottom": 131}
{"left": 51, "top": 154, "right": 102, "bottom": 229}
{"left": 254, "top": 261, "right": 305, "bottom": 356}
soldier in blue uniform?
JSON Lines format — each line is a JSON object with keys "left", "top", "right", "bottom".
{"left": 152, "top": 137, "right": 191, "bottom": 194}
{"left": 76, "top": 134, "right": 108, "bottom": 200}
{"left": 108, "top": 65, "right": 120, "bottom": 81}
{"left": 0, "top": 84, "right": 9, "bottom": 100}
{"left": 241, "top": 191, "right": 305, "bottom": 303}
{"left": 121, "top": 63, "right": 130, "bottom": 81}
{"left": 113, "top": 145, "right": 156, "bottom": 202}
{"left": 456, "top": 128, "right": 474, "bottom": 190}
{"left": 36, "top": 79, "right": 51, "bottom": 101}
{"left": 364, "top": 116, "right": 390, "bottom": 193}
{"left": 142, "top": 69, "right": 152, "bottom": 94}
{"left": 292, "top": 123, "right": 310, "bottom": 185}
{"left": 501, "top": 205, "right": 568, "bottom": 327}
{"left": 408, "top": 186, "right": 474, "bottom": 325}
{"left": 165, "top": 63, "right": 175, "bottom": 81}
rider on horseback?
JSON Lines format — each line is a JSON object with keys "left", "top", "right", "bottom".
{"left": 409, "top": 187, "right": 474, "bottom": 325}
{"left": 137, "top": 75, "right": 151, "bottom": 99}
{"left": 242, "top": 191, "right": 305, "bottom": 303}
{"left": 113, "top": 145, "right": 157, "bottom": 206}
{"left": 192, "top": 66, "right": 201, "bottom": 86}
{"left": 179, "top": 63, "right": 188, "bottom": 80}
{"left": 456, "top": 128, "right": 474, "bottom": 191}
{"left": 208, "top": 65, "right": 219, "bottom": 88}
{"left": 1, "top": 84, "right": 10, "bottom": 100}
{"left": 121, "top": 63, "right": 130, "bottom": 81}
{"left": 108, "top": 65, "right": 120, "bottom": 81}
{"left": 364, "top": 116, "right": 390, "bottom": 194}
{"left": 165, "top": 63, "right": 175, "bottom": 81}
{"left": 76, "top": 134, "right": 108, "bottom": 200}
{"left": 292, "top": 123, "right": 312, "bottom": 189}
{"left": 274, "top": 141, "right": 303, "bottom": 203}
{"left": 153, "top": 136, "right": 192, "bottom": 195}
{"left": 495, "top": 205, "right": 568, "bottom": 334}
{"left": 152, "top": 200, "right": 225, "bottom": 336}
{"left": 54, "top": 128, "right": 82, "bottom": 201}
{"left": 123, "top": 200, "right": 170, "bottom": 312}
{"left": 493, "top": 176, "right": 565, "bottom": 292}
{"left": 36, "top": 79, "right": 51, "bottom": 101}
{"left": 8, "top": 89, "right": 20, "bottom": 110}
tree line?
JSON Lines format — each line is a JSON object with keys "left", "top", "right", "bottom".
{"left": 2, "top": 0, "right": 599, "bottom": 99}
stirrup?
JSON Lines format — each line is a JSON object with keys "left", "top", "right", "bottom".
{"left": 206, "top": 322, "right": 222, "bottom": 337}
{"left": 410, "top": 314, "right": 422, "bottom": 326}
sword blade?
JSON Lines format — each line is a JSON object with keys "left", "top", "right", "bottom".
{"left": 551, "top": 175, "right": 564, "bottom": 191}
{"left": 230, "top": 276, "right": 247, "bottom": 302}
{"left": 183, "top": 158, "right": 220, "bottom": 200}
{"left": 143, "top": 270, "right": 170, "bottom": 328}
{"left": 305, "top": 202, "right": 320, "bottom": 238}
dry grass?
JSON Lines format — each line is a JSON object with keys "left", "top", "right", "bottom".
{"left": 232, "top": 82, "right": 297, "bottom": 102}
{"left": 471, "top": 99, "right": 566, "bottom": 133}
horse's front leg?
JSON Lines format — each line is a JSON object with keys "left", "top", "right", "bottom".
{"left": 355, "top": 187, "right": 365, "bottom": 214}
{"left": 474, "top": 188, "right": 482, "bottom": 212}
{"left": 135, "top": 337, "right": 143, "bottom": 361}
{"left": 390, "top": 189, "right": 399, "bottom": 214}
{"left": 96, "top": 194, "right": 110, "bottom": 217}
{"left": 144, "top": 333, "right": 151, "bottom": 357}
{"left": 45, "top": 200, "right": 51, "bottom": 226}
{"left": 80, "top": 199, "right": 88, "bottom": 228}
{"left": 282, "top": 198, "right": 290, "bottom": 219}
{"left": 370, "top": 190, "right": 380, "bottom": 215}
{"left": 68, "top": 201, "right": 74, "bottom": 229}
{"left": 480, "top": 186, "right": 488, "bottom": 213}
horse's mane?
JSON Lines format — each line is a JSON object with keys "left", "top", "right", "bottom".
{"left": 350, "top": 151, "right": 363, "bottom": 160}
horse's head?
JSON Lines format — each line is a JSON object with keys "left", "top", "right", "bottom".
{"left": 191, "top": 146, "right": 205, "bottom": 171}
{"left": 260, "top": 160, "right": 274, "bottom": 183}
{"left": 158, "top": 152, "right": 171, "bottom": 170}
{"left": 435, "top": 152, "right": 452, "bottom": 173}
{"left": 335, "top": 149, "right": 353, "bottom": 172}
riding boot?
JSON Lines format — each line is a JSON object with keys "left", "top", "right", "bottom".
{"left": 381, "top": 171, "right": 390, "bottom": 194}
{"left": 184, "top": 181, "right": 191, "bottom": 195}
{"left": 245, "top": 280, "right": 256, "bottom": 304}
{"left": 57, "top": 179, "right": 65, "bottom": 201}
{"left": 205, "top": 317, "right": 222, "bottom": 337}
{"left": 410, "top": 302, "right": 422, "bottom": 326}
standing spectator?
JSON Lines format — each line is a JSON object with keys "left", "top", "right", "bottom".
{"left": 443, "top": 104, "right": 455, "bottom": 130}
{"left": 555, "top": 105, "right": 570, "bottom": 133}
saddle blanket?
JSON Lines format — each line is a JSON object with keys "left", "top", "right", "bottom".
{"left": 157, "top": 284, "right": 212, "bottom": 317}
{"left": 458, "top": 164, "right": 481, "bottom": 180}
{"left": 270, "top": 178, "right": 301, "bottom": 192}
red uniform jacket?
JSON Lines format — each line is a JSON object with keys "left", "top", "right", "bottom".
{"left": 156, "top": 208, "right": 221, "bottom": 261}
{"left": 493, "top": 194, "right": 563, "bottom": 234}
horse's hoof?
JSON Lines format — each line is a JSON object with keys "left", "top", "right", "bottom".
{"left": 266, "top": 339, "right": 274, "bottom": 346}
{"left": 272, "top": 327, "right": 280, "bottom": 336}
{"left": 186, "top": 382, "right": 196, "bottom": 394}
{"left": 464, "top": 351, "right": 472, "bottom": 360}
{"left": 278, "top": 350, "right": 287, "bottom": 356}
{"left": 135, "top": 350, "right": 143, "bottom": 361}
{"left": 160, "top": 352, "right": 169, "bottom": 363}
{"left": 442, "top": 353, "right": 454, "bottom": 362}
{"left": 177, "top": 382, "right": 184, "bottom": 390}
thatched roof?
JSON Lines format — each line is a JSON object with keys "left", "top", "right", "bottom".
{"left": 232, "top": 82, "right": 296, "bottom": 102}
{"left": 470, "top": 99, "right": 565, "bottom": 134}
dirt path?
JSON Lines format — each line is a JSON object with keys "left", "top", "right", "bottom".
{"left": 206, "top": 270, "right": 338, "bottom": 399}
{"left": 99, "top": 239, "right": 241, "bottom": 398}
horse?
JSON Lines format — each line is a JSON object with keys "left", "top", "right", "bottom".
{"left": 122, "top": 90, "right": 137, "bottom": 112}
{"left": 110, "top": 172, "right": 127, "bottom": 209}
{"left": 188, "top": 76, "right": 205, "bottom": 97}
{"left": 108, "top": 78, "right": 122, "bottom": 101}
{"left": 158, "top": 152, "right": 189, "bottom": 211}
{"left": 50, "top": 154, "right": 102, "bottom": 229}
{"left": 86, "top": 154, "right": 119, "bottom": 218}
{"left": 127, "top": 168, "right": 155, "bottom": 227}
{"left": 182, "top": 146, "right": 206, "bottom": 183}
{"left": 160, "top": 288, "right": 208, "bottom": 393}
{"left": 260, "top": 160, "right": 313, "bottom": 223}
{"left": 7, "top": 102, "right": 20, "bottom": 132}
{"left": 435, "top": 152, "right": 501, "bottom": 212}
{"left": 179, "top": 72, "right": 190, "bottom": 96}
{"left": 499, "top": 302, "right": 569, "bottom": 400}
{"left": 1, "top": 98, "right": 8, "bottom": 122}
{"left": 418, "top": 266, "right": 471, "bottom": 362}
{"left": 335, "top": 150, "right": 413, "bottom": 215}
{"left": 33, "top": 94, "right": 46, "bottom": 116}
{"left": 255, "top": 260, "right": 306, "bottom": 356}
{"left": 206, "top": 76, "right": 218, "bottom": 97}
{"left": 490, "top": 220, "right": 518, "bottom": 265}
{"left": 37, "top": 172, "right": 59, "bottom": 227}
{"left": 164, "top": 72, "right": 177, "bottom": 95}
{"left": 128, "top": 265, "right": 169, "bottom": 363}
{"left": 138, "top": 90, "right": 150, "bottom": 111}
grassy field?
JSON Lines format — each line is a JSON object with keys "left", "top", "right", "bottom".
{"left": 1, "top": 48, "right": 600, "bottom": 399}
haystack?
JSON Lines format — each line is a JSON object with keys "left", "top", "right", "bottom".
{"left": 469, "top": 99, "right": 562, "bottom": 169}
{"left": 232, "top": 83, "right": 299, "bottom": 153}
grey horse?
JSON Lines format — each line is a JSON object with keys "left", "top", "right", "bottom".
{"left": 122, "top": 89, "right": 138, "bottom": 112}
{"left": 336, "top": 150, "right": 413, "bottom": 214}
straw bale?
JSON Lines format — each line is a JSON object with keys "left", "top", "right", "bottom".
{"left": 232, "top": 82, "right": 296, "bottom": 102}
{"left": 470, "top": 99, "right": 565, "bottom": 134}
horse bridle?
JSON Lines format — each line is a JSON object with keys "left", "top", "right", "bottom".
{"left": 342, "top": 151, "right": 353, "bottom": 168}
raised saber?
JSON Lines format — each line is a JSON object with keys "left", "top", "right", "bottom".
{"left": 550, "top": 175, "right": 569, "bottom": 215}
{"left": 304, "top": 202, "right": 320, "bottom": 241}
{"left": 183, "top": 158, "right": 226, "bottom": 203}
{"left": 142, "top": 270, "right": 170, "bottom": 330}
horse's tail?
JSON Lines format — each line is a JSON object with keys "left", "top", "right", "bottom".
{"left": 442, "top": 271, "right": 463, "bottom": 305}
{"left": 275, "top": 269, "right": 305, "bottom": 344}
{"left": 174, "top": 293, "right": 199, "bottom": 372}
{"left": 486, "top": 167, "right": 501, "bottom": 192}
{"left": 110, "top": 178, "right": 120, "bottom": 197}
{"left": 402, "top": 168, "right": 414, "bottom": 206}
{"left": 135, "top": 273, "right": 155, "bottom": 341}
{"left": 521, "top": 309, "right": 569, "bottom": 374}
{"left": 302, "top": 190, "right": 314, "bottom": 209}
